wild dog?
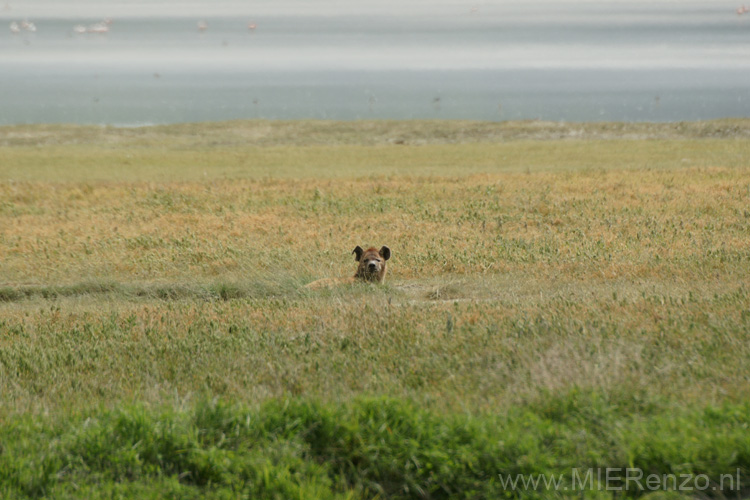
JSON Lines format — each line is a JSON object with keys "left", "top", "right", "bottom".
{"left": 305, "top": 245, "right": 391, "bottom": 289}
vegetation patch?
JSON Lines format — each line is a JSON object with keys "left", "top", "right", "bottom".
{"left": 1, "top": 395, "right": 749, "bottom": 499}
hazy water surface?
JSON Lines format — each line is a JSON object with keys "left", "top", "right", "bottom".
{"left": 2, "top": 0, "right": 749, "bottom": 125}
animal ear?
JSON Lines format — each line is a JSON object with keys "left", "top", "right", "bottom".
{"left": 352, "top": 246, "right": 364, "bottom": 261}
{"left": 379, "top": 246, "right": 391, "bottom": 261}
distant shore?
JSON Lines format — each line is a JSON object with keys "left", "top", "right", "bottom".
{"left": 2, "top": 118, "right": 750, "bottom": 149}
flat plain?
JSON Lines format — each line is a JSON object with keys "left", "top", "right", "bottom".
{"left": 1, "top": 120, "right": 749, "bottom": 499}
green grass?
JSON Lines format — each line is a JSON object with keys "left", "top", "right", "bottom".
{"left": 2, "top": 395, "right": 749, "bottom": 499}
{"left": 0, "top": 279, "right": 301, "bottom": 303}
{"left": 1, "top": 119, "right": 749, "bottom": 498}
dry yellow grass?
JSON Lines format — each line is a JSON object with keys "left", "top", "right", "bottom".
{"left": 1, "top": 166, "right": 748, "bottom": 286}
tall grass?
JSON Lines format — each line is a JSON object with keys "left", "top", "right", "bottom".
{"left": 1, "top": 120, "right": 749, "bottom": 498}
{"left": 1, "top": 279, "right": 748, "bottom": 414}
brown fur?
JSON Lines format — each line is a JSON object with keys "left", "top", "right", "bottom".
{"left": 306, "top": 245, "right": 391, "bottom": 289}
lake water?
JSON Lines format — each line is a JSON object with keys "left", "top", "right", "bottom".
{"left": 2, "top": 0, "right": 749, "bottom": 125}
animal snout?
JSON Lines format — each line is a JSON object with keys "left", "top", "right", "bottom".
{"left": 368, "top": 262, "right": 378, "bottom": 272}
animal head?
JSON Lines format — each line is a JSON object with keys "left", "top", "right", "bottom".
{"left": 353, "top": 245, "right": 391, "bottom": 283}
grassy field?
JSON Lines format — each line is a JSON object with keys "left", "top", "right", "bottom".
{"left": 1, "top": 119, "right": 749, "bottom": 498}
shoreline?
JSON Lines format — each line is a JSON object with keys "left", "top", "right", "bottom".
{"left": 2, "top": 118, "right": 750, "bottom": 148}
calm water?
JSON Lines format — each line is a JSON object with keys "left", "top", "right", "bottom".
{"left": 2, "top": 0, "right": 749, "bottom": 125}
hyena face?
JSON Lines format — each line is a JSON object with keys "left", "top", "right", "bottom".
{"left": 353, "top": 245, "right": 391, "bottom": 283}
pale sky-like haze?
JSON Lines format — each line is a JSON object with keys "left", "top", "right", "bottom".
{"left": 3, "top": 0, "right": 737, "bottom": 18}
{"left": 2, "top": 0, "right": 748, "bottom": 124}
